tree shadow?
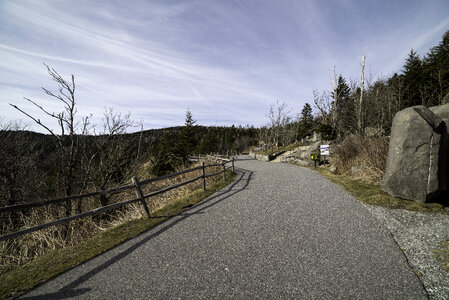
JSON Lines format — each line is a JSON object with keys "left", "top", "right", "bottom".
{"left": 21, "top": 168, "right": 253, "bottom": 300}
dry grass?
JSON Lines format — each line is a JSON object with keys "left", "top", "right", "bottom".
{"left": 331, "top": 135, "right": 389, "bottom": 185}
{"left": 312, "top": 167, "right": 447, "bottom": 214}
{"left": 0, "top": 170, "right": 236, "bottom": 298}
{"left": 0, "top": 158, "right": 226, "bottom": 274}
{"left": 433, "top": 240, "right": 449, "bottom": 272}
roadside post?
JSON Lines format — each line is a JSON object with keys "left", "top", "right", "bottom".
{"left": 320, "top": 144, "right": 330, "bottom": 164}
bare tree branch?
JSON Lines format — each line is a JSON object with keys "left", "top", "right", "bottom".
{"left": 8, "top": 103, "right": 60, "bottom": 141}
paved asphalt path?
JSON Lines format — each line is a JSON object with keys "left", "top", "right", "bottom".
{"left": 22, "top": 156, "right": 427, "bottom": 299}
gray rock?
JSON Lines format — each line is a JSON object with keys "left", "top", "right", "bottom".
{"left": 430, "top": 103, "right": 449, "bottom": 202}
{"left": 294, "top": 141, "right": 321, "bottom": 160}
{"left": 381, "top": 105, "right": 448, "bottom": 202}
{"left": 292, "top": 141, "right": 321, "bottom": 167}
{"left": 430, "top": 103, "right": 449, "bottom": 127}
{"left": 249, "top": 152, "right": 270, "bottom": 162}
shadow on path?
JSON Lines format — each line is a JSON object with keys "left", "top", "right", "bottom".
{"left": 22, "top": 168, "right": 253, "bottom": 300}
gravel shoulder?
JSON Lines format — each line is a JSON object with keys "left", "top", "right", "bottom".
{"left": 361, "top": 205, "right": 449, "bottom": 299}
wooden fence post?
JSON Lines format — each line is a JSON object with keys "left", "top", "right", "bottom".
{"left": 201, "top": 162, "right": 206, "bottom": 191}
{"left": 132, "top": 176, "right": 151, "bottom": 218}
{"left": 222, "top": 163, "right": 226, "bottom": 180}
{"left": 232, "top": 158, "right": 235, "bottom": 172}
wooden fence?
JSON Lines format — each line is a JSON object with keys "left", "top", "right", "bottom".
{"left": 0, "top": 158, "right": 235, "bottom": 242}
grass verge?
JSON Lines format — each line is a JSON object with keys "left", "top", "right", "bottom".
{"left": 309, "top": 167, "right": 447, "bottom": 214}
{"left": 0, "top": 171, "right": 236, "bottom": 299}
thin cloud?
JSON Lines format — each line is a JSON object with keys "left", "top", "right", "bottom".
{"left": 1, "top": 0, "right": 448, "bottom": 132}
{"left": 0, "top": 44, "right": 139, "bottom": 72}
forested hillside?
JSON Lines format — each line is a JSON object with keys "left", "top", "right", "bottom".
{"left": 0, "top": 122, "right": 257, "bottom": 208}
{"left": 258, "top": 30, "right": 449, "bottom": 151}
{"left": 312, "top": 30, "right": 449, "bottom": 140}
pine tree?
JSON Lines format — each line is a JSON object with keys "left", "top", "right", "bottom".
{"left": 298, "top": 103, "right": 313, "bottom": 138}
{"left": 334, "top": 75, "right": 355, "bottom": 136}
{"left": 301, "top": 103, "right": 313, "bottom": 124}
{"left": 402, "top": 49, "right": 423, "bottom": 107}
{"left": 151, "top": 131, "right": 176, "bottom": 176}
{"left": 174, "top": 109, "right": 198, "bottom": 165}
{"left": 198, "top": 127, "right": 218, "bottom": 154}
{"left": 423, "top": 30, "right": 449, "bottom": 105}
{"left": 223, "top": 125, "right": 236, "bottom": 153}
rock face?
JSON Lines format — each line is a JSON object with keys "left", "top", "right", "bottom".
{"left": 430, "top": 103, "right": 449, "bottom": 201}
{"left": 291, "top": 141, "right": 322, "bottom": 166}
{"left": 430, "top": 103, "right": 449, "bottom": 125}
{"left": 381, "top": 105, "right": 448, "bottom": 202}
{"left": 295, "top": 141, "right": 321, "bottom": 160}
{"left": 248, "top": 152, "right": 270, "bottom": 162}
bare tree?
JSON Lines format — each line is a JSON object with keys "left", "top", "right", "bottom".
{"left": 313, "top": 89, "right": 333, "bottom": 124}
{"left": 257, "top": 126, "right": 269, "bottom": 148}
{"left": 358, "top": 48, "right": 367, "bottom": 135}
{"left": 266, "top": 101, "right": 291, "bottom": 150}
{"left": 328, "top": 65, "right": 338, "bottom": 130}
{"left": 87, "top": 108, "right": 140, "bottom": 207}
{"left": 9, "top": 64, "right": 141, "bottom": 215}
{"left": 10, "top": 64, "right": 86, "bottom": 218}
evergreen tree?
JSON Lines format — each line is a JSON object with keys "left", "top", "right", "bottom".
{"left": 334, "top": 75, "right": 355, "bottom": 136}
{"left": 298, "top": 103, "right": 314, "bottom": 138}
{"left": 402, "top": 49, "right": 423, "bottom": 107}
{"left": 423, "top": 30, "right": 449, "bottom": 105}
{"left": 300, "top": 103, "right": 313, "bottom": 123}
{"left": 198, "top": 127, "right": 218, "bottom": 154}
{"left": 174, "top": 109, "right": 198, "bottom": 165}
{"left": 223, "top": 125, "right": 237, "bottom": 153}
{"left": 150, "top": 131, "right": 176, "bottom": 176}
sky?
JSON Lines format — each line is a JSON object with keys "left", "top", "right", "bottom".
{"left": 1, "top": 0, "right": 448, "bottom": 133}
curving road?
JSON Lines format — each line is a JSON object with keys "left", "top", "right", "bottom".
{"left": 22, "top": 156, "right": 427, "bottom": 299}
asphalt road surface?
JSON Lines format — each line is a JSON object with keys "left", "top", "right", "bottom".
{"left": 22, "top": 155, "right": 427, "bottom": 299}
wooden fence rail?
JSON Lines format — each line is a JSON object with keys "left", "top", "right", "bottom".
{"left": 0, "top": 184, "right": 136, "bottom": 213}
{"left": 0, "top": 158, "right": 235, "bottom": 242}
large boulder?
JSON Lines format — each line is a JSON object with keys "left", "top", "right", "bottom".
{"left": 293, "top": 141, "right": 322, "bottom": 166}
{"left": 430, "top": 103, "right": 449, "bottom": 125}
{"left": 430, "top": 103, "right": 449, "bottom": 201}
{"left": 381, "top": 105, "right": 448, "bottom": 202}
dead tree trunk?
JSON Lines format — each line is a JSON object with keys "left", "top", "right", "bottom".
{"left": 358, "top": 48, "right": 366, "bottom": 136}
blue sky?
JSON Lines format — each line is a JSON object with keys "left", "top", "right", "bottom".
{"left": 1, "top": 0, "right": 448, "bottom": 132}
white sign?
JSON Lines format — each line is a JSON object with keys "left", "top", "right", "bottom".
{"left": 320, "top": 145, "right": 330, "bottom": 156}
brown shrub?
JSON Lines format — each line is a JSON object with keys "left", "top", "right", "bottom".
{"left": 331, "top": 135, "right": 389, "bottom": 185}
